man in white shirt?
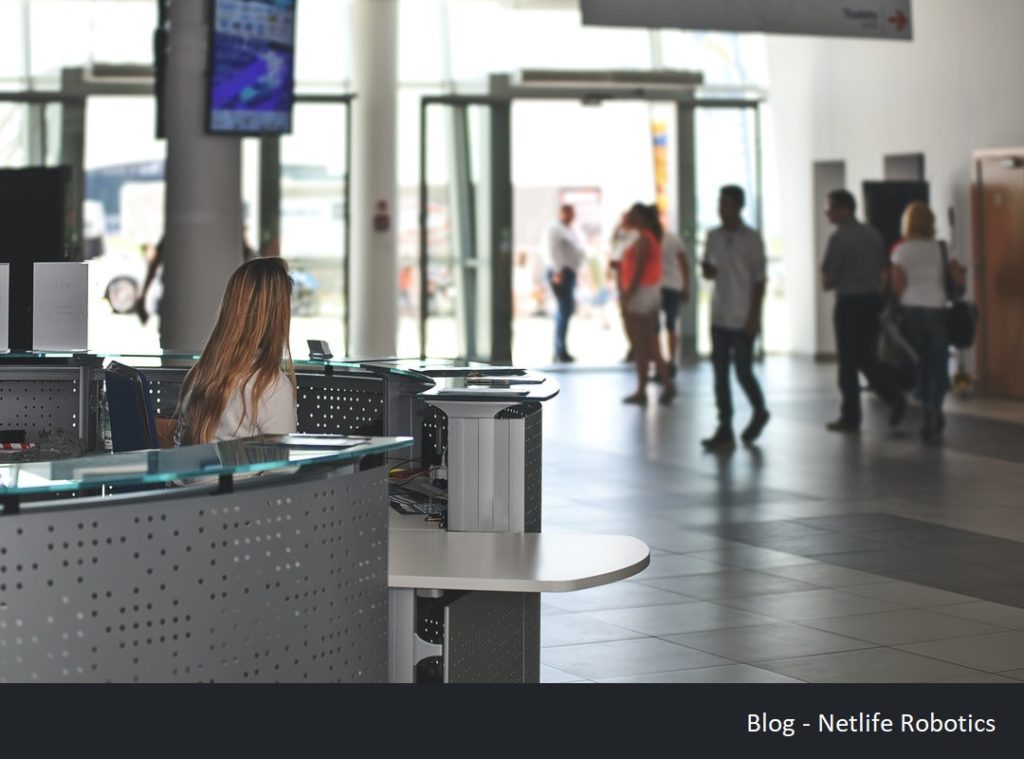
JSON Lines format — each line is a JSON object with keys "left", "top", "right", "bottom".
{"left": 701, "top": 185, "right": 770, "bottom": 450}
{"left": 545, "top": 204, "right": 586, "bottom": 362}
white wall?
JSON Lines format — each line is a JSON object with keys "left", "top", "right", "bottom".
{"left": 765, "top": 0, "right": 1024, "bottom": 354}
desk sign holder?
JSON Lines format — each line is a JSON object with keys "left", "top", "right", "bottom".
{"left": 32, "top": 262, "right": 89, "bottom": 351}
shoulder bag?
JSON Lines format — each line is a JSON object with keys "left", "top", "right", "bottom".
{"left": 939, "top": 241, "right": 978, "bottom": 349}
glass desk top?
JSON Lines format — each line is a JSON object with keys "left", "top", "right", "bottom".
{"left": 0, "top": 435, "right": 412, "bottom": 498}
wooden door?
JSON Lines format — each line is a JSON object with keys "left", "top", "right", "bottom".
{"left": 974, "top": 152, "right": 1024, "bottom": 398}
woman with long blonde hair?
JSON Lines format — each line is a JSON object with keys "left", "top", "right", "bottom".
{"left": 890, "top": 201, "right": 965, "bottom": 442}
{"left": 175, "top": 257, "right": 297, "bottom": 445}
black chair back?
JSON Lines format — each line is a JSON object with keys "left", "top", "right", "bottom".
{"left": 105, "top": 361, "right": 159, "bottom": 452}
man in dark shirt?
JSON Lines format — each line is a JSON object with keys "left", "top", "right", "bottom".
{"left": 821, "top": 189, "right": 906, "bottom": 432}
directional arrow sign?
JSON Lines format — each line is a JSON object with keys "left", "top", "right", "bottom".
{"left": 582, "top": 0, "right": 913, "bottom": 41}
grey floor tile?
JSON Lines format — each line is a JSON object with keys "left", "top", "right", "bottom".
{"left": 759, "top": 563, "right": 888, "bottom": 588}
{"left": 887, "top": 564, "right": 1024, "bottom": 594}
{"left": 587, "top": 601, "right": 775, "bottom": 637}
{"left": 633, "top": 553, "right": 727, "bottom": 579}
{"left": 541, "top": 612, "right": 644, "bottom": 648}
{"left": 719, "top": 588, "right": 903, "bottom": 621}
{"left": 541, "top": 582, "right": 694, "bottom": 613}
{"left": 540, "top": 665, "right": 588, "bottom": 683}
{"left": 757, "top": 647, "right": 985, "bottom": 683}
{"left": 793, "top": 514, "right": 922, "bottom": 533}
{"left": 898, "top": 632, "right": 1024, "bottom": 672}
{"left": 976, "top": 586, "right": 1024, "bottom": 608}
{"left": 687, "top": 546, "right": 816, "bottom": 570}
{"left": 598, "top": 664, "right": 803, "bottom": 684}
{"left": 999, "top": 669, "right": 1024, "bottom": 681}
{"left": 541, "top": 603, "right": 570, "bottom": 617}
{"left": 541, "top": 637, "right": 733, "bottom": 681}
{"left": 805, "top": 609, "right": 1004, "bottom": 646}
{"left": 929, "top": 541, "right": 1024, "bottom": 566}
{"left": 841, "top": 581, "right": 978, "bottom": 608}
{"left": 638, "top": 569, "right": 819, "bottom": 600}
{"left": 936, "top": 602, "right": 1024, "bottom": 630}
{"left": 665, "top": 622, "right": 875, "bottom": 662}
{"left": 935, "top": 673, "right": 1022, "bottom": 683}
{"left": 536, "top": 366, "right": 1024, "bottom": 682}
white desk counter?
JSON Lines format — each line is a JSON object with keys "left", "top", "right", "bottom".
{"left": 388, "top": 513, "right": 650, "bottom": 593}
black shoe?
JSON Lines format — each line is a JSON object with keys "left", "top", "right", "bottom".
{"left": 826, "top": 418, "right": 860, "bottom": 433}
{"left": 553, "top": 353, "right": 575, "bottom": 363}
{"left": 741, "top": 409, "right": 770, "bottom": 444}
{"left": 702, "top": 428, "right": 736, "bottom": 451}
{"left": 888, "top": 394, "right": 907, "bottom": 427}
{"left": 623, "top": 392, "right": 648, "bottom": 407}
{"left": 658, "top": 384, "right": 677, "bottom": 406}
{"left": 921, "top": 409, "right": 943, "bottom": 443}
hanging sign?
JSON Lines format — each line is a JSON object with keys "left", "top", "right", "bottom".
{"left": 582, "top": 0, "right": 913, "bottom": 40}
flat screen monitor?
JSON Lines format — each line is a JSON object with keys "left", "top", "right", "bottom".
{"left": 206, "top": 0, "right": 297, "bottom": 135}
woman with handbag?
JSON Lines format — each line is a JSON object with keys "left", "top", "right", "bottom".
{"left": 890, "top": 202, "right": 966, "bottom": 442}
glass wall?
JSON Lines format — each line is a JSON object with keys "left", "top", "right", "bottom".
{"left": 1, "top": 0, "right": 779, "bottom": 360}
{"left": 83, "top": 95, "right": 165, "bottom": 354}
{"left": 279, "top": 102, "right": 349, "bottom": 358}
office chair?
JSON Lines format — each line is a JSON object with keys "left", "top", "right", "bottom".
{"left": 104, "top": 361, "right": 160, "bottom": 452}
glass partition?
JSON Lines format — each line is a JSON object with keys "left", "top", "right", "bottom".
{"left": 0, "top": 435, "right": 411, "bottom": 501}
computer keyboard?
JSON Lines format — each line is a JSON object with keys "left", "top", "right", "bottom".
{"left": 397, "top": 477, "right": 447, "bottom": 499}
{"left": 389, "top": 477, "right": 447, "bottom": 516}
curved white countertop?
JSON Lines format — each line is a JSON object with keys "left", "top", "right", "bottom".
{"left": 388, "top": 514, "right": 651, "bottom": 593}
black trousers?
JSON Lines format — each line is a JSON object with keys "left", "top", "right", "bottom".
{"left": 834, "top": 294, "right": 899, "bottom": 426}
{"left": 711, "top": 327, "right": 766, "bottom": 429}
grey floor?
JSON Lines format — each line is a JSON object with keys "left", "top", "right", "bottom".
{"left": 538, "top": 358, "right": 1024, "bottom": 683}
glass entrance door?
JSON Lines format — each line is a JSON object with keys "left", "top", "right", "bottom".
{"left": 415, "top": 97, "right": 512, "bottom": 362}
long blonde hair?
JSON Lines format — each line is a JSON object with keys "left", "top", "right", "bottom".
{"left": 178, "top": 257, "right": 295, "bottom": 444}
{"left": 901, "top": 201, "right": 936, "bottom": 240}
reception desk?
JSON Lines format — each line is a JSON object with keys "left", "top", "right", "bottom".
{"left": 0, "top": 353, "right": 649, "bottom": 683}
{"left": 0, "top": 435, "right": 411, "bottom": 683}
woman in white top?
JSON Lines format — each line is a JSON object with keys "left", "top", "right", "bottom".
{"left": 658, "top": 229, "right": 690, "bottom": 374}
{"left": 175, "top": 257, "right": 297, "bottom": 445}
{"left": 890, "top": 202, "right": 965, "bottom": 442}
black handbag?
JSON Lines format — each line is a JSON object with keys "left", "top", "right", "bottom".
{"left": 940, "top": 242, "right": 978, "bottom": 349}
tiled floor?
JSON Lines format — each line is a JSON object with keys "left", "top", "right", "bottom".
{"left": 538, "top": 358, "right": 1024, "bottom": 683}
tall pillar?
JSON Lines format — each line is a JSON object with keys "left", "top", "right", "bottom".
{"left": 350, "top": 0, "right": 399, "bottom": 357}
{"left": 161, "top": 0, "right": 243, "bottom": 352}
{"left": 676, "top": 102, "right": 698, "bottom": 362}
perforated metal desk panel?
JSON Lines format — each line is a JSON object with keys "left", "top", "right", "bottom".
{"left": 0, "top": 436, "right": 411, "bottom": 683}
{"left": 0, "top": 354, "right": 389, "bottom": 451}
{"left": 0, "top": 354, "right": 99, "bottom": 448}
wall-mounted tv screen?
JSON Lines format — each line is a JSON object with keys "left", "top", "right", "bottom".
{"left": 207, "top": 0, "right": 297, "bottom": 135}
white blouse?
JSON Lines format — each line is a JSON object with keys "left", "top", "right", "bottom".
{"left": 177, "top": 370, "right": 297, "bottom": 444}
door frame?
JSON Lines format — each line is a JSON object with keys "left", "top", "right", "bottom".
{"left": 972, "top": 146, "right": 1024, "bottom": 397}
{"left": 418, "top": 75, "right": 764, "bottom": 362}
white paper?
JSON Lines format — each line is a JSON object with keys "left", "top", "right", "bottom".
{"left": 0, "top": 264, "right": 9, "bottom": 352}
{"left": 33, "top": 262, "right": 89, "bottom": 351}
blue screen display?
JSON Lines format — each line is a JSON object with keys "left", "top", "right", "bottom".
{"left": 208, "top": 0, "right": 296, "bottom": 134}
